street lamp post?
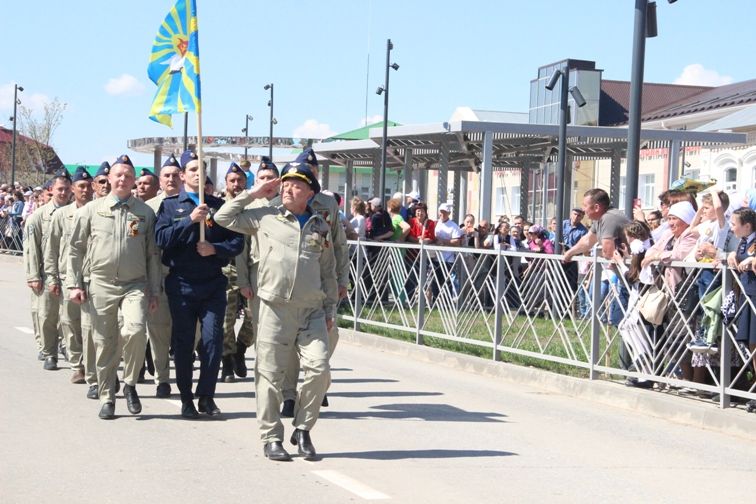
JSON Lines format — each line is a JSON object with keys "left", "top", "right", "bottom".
{"left": 242, "top": 114, "right": 253, "bottom": 160}
{"left": 545, "top": 67, "right": 586, "bottom": 254}
{"left": 10, "top": 84, "right": 23, "bottom": 186}
{"left": 376, "top": 38, "right": 399, "bottom": 203}
{"left": 264, "top": 83, "right": 274, "bottom": 161}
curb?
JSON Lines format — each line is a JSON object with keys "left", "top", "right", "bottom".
{"left": 339, "top": 328, "right": 756, "bottom": 441}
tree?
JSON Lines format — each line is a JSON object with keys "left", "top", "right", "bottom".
{"left": 17, "top": 97, "right": 67, "bottom": 182}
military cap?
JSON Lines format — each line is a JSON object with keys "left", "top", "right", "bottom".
{"left": 226, "top": 162, "right": 246, "bottom": 178}
{"left": 72, "top": 166, "right": 92, "bottom": 183}
{"left": 95, "top": 161, "right": 111, "bottom": 178}
{"left": 281, "top": 163, "right": 320, "bottom": 194}
{"left": 205, "top": 176, "right": 214, "bottom": 186}
{"left": 294, "top": 147, "right": 318, "bottom": 167}
{"left": 113, "top": 154, "right": 134, "bottom": 168}
{"left": 258, "top": 156, "right": 279, "bottom": 176}
{"left": 138, "top": 168, "right": 158, "bottom": 179}
{"left": 42, "top": 179, "right": 53, "bottom": 190}
{"left": 162, "top": 155, "right": 181, "bottom": 170}
{"left": 180, "top": 150, "right": 200, "bottom": 170}
{"left": 53, "top": 168, "right": 72, "bottom": 182}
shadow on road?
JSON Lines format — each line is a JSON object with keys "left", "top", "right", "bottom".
{"left": 329, "top": 391, "right": 443, "bottom": 398}
{"left": 324, "top": 449, "right": 517, "bottom": 460}
{"left": 321, "top": 403, "right": 507, "bottom": 422}
{"left": 332, "top": 378, "right": 399, "bottom": 384}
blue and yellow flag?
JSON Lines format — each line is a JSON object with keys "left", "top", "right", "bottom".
{"left": 148, "top": 0, "right": 201, "bottom": 127}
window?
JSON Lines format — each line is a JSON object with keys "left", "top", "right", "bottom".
{"left": 511, "top": 186, "right": 521, "bottom": 216}
{"left": 618, "top": 176, "right": 627, "bottom": 210}
{"left": 725, "top": 167, "right": 737, "bottom": 192}
{"left": 640, "top": 174, "right": 655, "bottom": 208}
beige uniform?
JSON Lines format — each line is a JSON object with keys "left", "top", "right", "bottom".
{"left": 271, "top": 192, "right": 349, "bottom": 401}
{"left": 67, "top": 194, "right": 161, "bottom": 405}
{"left": 215, "top": 191, "right": 337, "bottom": 443}
{"left": 44, "top": 203, "right": 85, "bottom": 372}
{"left": 145, "top": 193, "right": 172, "bottom": 385}
{"left": 23, "top": 202, "right": 66, "bottom": 358}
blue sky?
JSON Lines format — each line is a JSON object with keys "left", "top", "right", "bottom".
{"left": 1, "top": 0, "right": 754, "bottom": 166}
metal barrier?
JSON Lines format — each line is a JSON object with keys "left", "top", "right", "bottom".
{"left": 339, "top": 240, "right": 756, "bottom": 409}
{"left": 0, "top": 216, "right": 23, "bottom": 255}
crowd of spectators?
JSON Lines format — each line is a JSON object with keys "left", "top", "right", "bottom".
{"left": 0, "top": 181, "right": 47, "bottom": 251}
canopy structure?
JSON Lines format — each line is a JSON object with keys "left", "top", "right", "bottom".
{"left": 312, "top": 120, "right": 746, "bottom": 223}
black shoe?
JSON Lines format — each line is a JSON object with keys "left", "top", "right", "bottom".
{"left": 281, "top": 399, "right": 295, "bottom": 418}
{"left": 321, "top": 394, "right": 329, "bottom": 407}
{"left": 181, "top": 401, "right": 200, "bottom": 419}
{"left": 290, "top": 429, "right": 317, "bottom": 460}
{"left": 43, "top": 356, "right": 57, "bottom": 370}
{"left": 115, "top": 376, "right": 120, "bottom": 394}
{"left": 221, "top": 355, "right": 235, "bottom": 383}
{"left": 624, "top": 377, "right": 653, "bottom": 389}
{"left": 123, "top": 384, "right": 142, "bottom": 414}
{"left": 747, "top": 400, "right": 756, "bottom": 413}
{"left": 198, "top": 396, "right": 221, "bottom": 417}
{"left": 233, "top": 344, "right": 248, "bottom": 378}
{"left": 98, "top": 402, "right": 115, "bottom": 420}
{"left": 264, "top": 441, "right": 292, "bottom": 461}
{"left": 37, "top": 351, "right": 44, "bottom": 361}
{"left": 87, "top": 384, "right": 98, "bottom": 400}
{"left": 156, "top": 382, "right": 171, "bottom": 398}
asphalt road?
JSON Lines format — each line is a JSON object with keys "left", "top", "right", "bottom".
{"left": 1, "top": 254, "right": 754, "bottom": 503}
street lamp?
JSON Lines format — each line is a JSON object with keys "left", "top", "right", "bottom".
{"left": 264, "top": 83, "right": 274, "bottom": 161}
{"left": 10, "top": 84, "right": 23, "bottom": 186}
{"left": 544, "top": 67, "right": 585, "bottom": 254}
{"left": 241, "top": 114, "right": 253, "bottom": 160}
{"left": 376, "top": 38, "right": 399, "bottom": 203}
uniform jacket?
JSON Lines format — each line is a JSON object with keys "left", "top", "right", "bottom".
{"left": 214, "top": 191, "right": 338, "bottom": 316}
{"left": 67, "top": 193, "right": 161, "bottom": 295}
{"left": 154, "top": 188, "right": 244, "bottom": 281}
{"left": 270, "top": 191, "right": 348, "bottom": 288}
{"left": 23, "top": 201, "right": 68, "bottom": 283}
{"left": 44, "top": 202, "right": 85, "bottom": 287}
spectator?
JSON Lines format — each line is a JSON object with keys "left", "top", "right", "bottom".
{"left": 431, "top": 203, "right": 463, "bottom": 301}
{"left": 392, "top": 192, "right": 409, "bottom": 222}
{"left": 350, "top": 197, "right": 367, "bottom": 239}
{"left": 526, "top": 225, "right": 554, "bottom": 254}
{"left": 333, "top": 192, "right": 358, "bottom": 240}
{"left": 742, "top": 188, "right": 756, "bottom": 211}
{"left": 405, "top": 190, "right": 421, "bottom": 220}
{"left": 562, "top": 208, "right": 589, "bottom": 301}
{"left": 477, "top": 220, "right": 491, "bottom": 247}
{"left": 547, "top": 217, "right": 557, "bottom": 242}
{"left": 646, "top": 210, "right": 663, "bottom": 230}
{"left": 727, "top": 207, "right": 755, "bottom": 412}
{"left": 367, "top": 197, "right": 393, "bottom": 241}
{"left": 461, "top": 214, "right": 482, "bottom": 249}
{"left": 387, "top": 198, "right": 410, "bottom": 242}
{"left": 405, "top": 202, "right": 435, "bottom": 303}
{"left": 690, "top": 191, "right": 729, "bottom": 297}
{"left": 364, "top": 197, "right": 393, "bottom": 303}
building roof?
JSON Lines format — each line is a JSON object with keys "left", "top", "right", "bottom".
{"left": 599, "top": 80, "right": 712, "bottom": 126}
{"left": 641, "top": 78, "right": 756, "bottom": 122}
{"left": 694, "top": 104, "right": 756, "bottom": 132}
{"left": 325, "top": 121, "right": 401, "bottom": 141}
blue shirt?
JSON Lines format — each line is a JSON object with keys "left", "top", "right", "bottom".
{"left": 295, "top": 211, "right": 312, "bottom": 229}
{"left": 562, "top": 219, "right": 589, "bottom": 250}
{"left": 245, "top": 171, "right": 255, "bottom": 190}
{"left": 155, "top": 188, "right": 244, "bottom": 281}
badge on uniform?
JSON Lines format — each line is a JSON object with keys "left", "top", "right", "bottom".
{"left": 128, "top": 218, "right": 140, "bottom": 237}
{"left": 206, "top": 208, "right": 215, "bottom": 228}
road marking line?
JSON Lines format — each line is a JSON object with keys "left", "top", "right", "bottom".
{"left": 14, "top": 326, "right": 34, "bottom": 334}
{"left": 312, "top": 470, "right": 390, "bottom": 500}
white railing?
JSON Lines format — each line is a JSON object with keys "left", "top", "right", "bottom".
{"left": 339, "top": 240, "right": 756, "bottom": 409}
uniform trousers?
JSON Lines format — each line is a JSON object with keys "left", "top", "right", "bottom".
{"left": 222, "top": 284, "right": 255, "bottom": 356}
{"left": 146, "top": 288, "right": 172, "bottom": 385}
{"left": 60, "top": 298, "right": 83, "bottom": 372}
{"left": 88, "top": 280, "right": 148, "bottom": 405}
{"left": 79, "top": 289, "right": 97, "bottom": 386}
{"left": 34, "top": 287, "right": 60, "bottom": 358}
{"left": 30, "top": 290, "right": 41, "bottom": 350}
{"left": 166, "top": 273, "right": 226, "bottom": 403}
{"left": 256, "top": 299, "right": 330, "bottom": 443}
{"left": 282, "top": 325, "right": 338, "bottom": 402}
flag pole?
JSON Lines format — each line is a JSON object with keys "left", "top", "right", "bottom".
{"left": 196, "top": 109, "right": 206, "bottom": 241}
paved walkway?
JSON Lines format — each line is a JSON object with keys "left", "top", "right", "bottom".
{"left": 0, "top": 255, "right": 754, "bottom": 503}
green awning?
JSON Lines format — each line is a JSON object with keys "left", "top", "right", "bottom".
{"left": 325, "top": 120, "right": 401, "bottom": 141}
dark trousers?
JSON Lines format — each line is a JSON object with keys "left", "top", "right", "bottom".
{"left": 166, "top": 273, "right": 227, "bottom": 403}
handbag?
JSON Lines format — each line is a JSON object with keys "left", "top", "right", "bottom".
{"left": 637, "top": 285, "right": 670, "bottom": 326}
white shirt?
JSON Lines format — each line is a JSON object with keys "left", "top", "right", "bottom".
{"left": 435, "top": 218, "right": 463, "bottom": 263}
{"left": 350, "top": 214, "right": 366, "bottom": 239}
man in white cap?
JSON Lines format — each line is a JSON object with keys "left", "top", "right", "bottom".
{"left": 405, "top": 190, "right": 421, "bottom": 220}
{"left": 432, "top": 203, "right": 463, "bottom": 299}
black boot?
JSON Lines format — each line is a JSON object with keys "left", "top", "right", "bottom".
{"left": 281, "top": 399, "right": 295, "bottom": 418}
{"left": 221, "top": 355, "right": 235, "bottom": 383}
{"left": 123, "top": 384, "right": 142, "bottom": 414}
{"left": 233, "top": 343, "right": 248, "bottom": 378}
{"left": 290, "top": 429, "right": 317, "bottom": 460}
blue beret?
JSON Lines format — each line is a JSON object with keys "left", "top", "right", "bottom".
{"left": 258, "top": 156, "right": 279, "bottom": 176}
{"left": 226, "top": 162, "right": 246, "bottom": 178}
{"left": 113, "top": 154, "right": 134, "bottom": 168}
{"left": 205, "top": 176, "right": 214, "bottom": 186}
{"left": 53, "top": 168, "right": 72, "bottom": 181}
{"left": 138, "top": 168, "right": 157, "bottom": 179}
{"left": 72, "top": 166, "right": 91, "bottom": 183}
{"left": 43, "top": 179, "right": 53, "bottom": 190}
{"left": 281, "top": 162, "right": 320, "bottom": 194}
{"left": 180, "top": 150, "right": 199, "bottom": 169}
{"left": 162, "top": 155, "right": 181, "bottom": 170}
{"left": 95, "top": 161, "right": 111, "bottom": 178}
{"left": 294, "top": 148, "right": 318, "bottom": 167}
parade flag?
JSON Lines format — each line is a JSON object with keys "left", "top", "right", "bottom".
{"left": 148, "top": 0, "right": 202, "bottom": 127}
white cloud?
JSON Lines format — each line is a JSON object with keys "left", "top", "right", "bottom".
{"left": 292, "top": 119, "right": 335, "bottom": 140}
{"left": 104, "top": 73, "right": 145, "bottom": 96}
{"left": 673, "top": 64, "right": 733, "bottom": 87}
{"left": 359, "top": 114, "right": 384, "bottom": 127}
{"left": 0, "top": 82, "right": 51, "bottom": 115}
